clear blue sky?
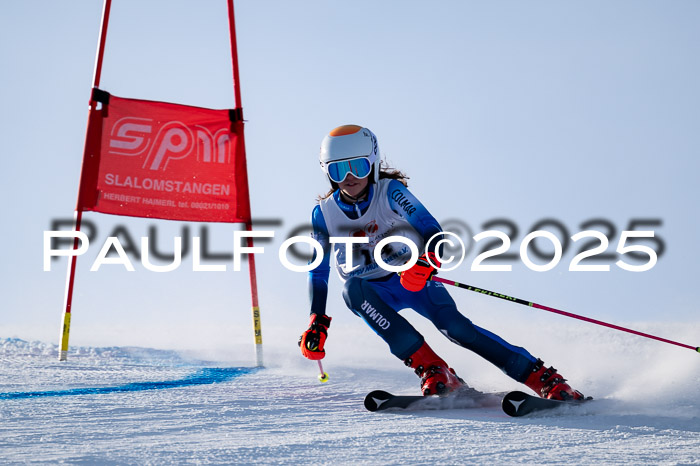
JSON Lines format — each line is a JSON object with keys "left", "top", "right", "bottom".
{"left": 1, "top": 1, "right": 698, "bottom": 355}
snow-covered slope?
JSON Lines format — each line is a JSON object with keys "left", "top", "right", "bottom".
{"left": 1, "top": 336, "right": 698, "bottom": 464}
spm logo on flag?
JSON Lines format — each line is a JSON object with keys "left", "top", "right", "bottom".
{"left": 78, "top": 89, "right": 251, "bottom": 223}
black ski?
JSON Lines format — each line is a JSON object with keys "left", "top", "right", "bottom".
{"left": 364, "top": 390, "right": 423, "bottom": 411}
{"left": 501, "top": 390, "right": 592, "bottom": 417}
{"left": 364, "top": 388, "right": 503, "bottom": 412}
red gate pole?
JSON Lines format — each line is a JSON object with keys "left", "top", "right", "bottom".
{"left": 59, "top": 0, "right": 113, "bottom": 361}
{"left": 227, "top": 0, "right": 264, "bottom": 367}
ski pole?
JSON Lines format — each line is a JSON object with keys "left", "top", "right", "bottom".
{"left": 431, "top": 276, "right": 700, "bottom": 354}
{"left": 317, "top": 360, "right": 329, "bottom": 383}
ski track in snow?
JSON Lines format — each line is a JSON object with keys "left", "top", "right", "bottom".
{"left": 1, "top": 338, "right": 699, "bottom": 464}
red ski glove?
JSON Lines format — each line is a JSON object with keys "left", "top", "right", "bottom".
{"left": 400, "top": 252, "right": 440, "bottom": 292}
{"left": 298, "top": 314, "right": 332, "bottom": 360}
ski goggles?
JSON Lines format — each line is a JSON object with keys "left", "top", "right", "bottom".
{"left": 323, "top": 157, "right": 372, "bottom": 183}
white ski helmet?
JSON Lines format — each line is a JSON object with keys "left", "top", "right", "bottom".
{"left": 319, "top": 125, "right": 380, "bottom": 184}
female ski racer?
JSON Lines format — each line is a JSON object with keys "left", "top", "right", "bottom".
{"left": 298, "top": 124, "right": 584, "bottom": 400}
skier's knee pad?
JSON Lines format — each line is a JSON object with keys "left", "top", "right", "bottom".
{"left": 439, "top": 314, "right": 479, "bottom": 346}
{"left": 342, "top": 277, "right": 423, "bottom": 359}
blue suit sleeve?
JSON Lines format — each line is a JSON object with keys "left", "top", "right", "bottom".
{"left": 309, "top": 205, "right": 331, "bottom": 316}
{"left": 386, "top": 179, "right": 445, "bottom": 256}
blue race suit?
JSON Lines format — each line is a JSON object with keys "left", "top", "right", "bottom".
{"left": 309, "top": 179, "right": 536, "bottom": 383}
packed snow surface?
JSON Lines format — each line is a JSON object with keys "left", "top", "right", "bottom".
{"left": 1, "top": 336, "right": 699, "bottom": 464}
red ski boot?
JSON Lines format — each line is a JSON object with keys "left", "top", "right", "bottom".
{"left": 524, "top": 359, "right": 584, "bottom": 401}
{"left": 404, "top": 342, "right": 464, "bottom": 396}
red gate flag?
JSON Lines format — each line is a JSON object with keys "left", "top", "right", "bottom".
{"left": 77, "top": 88, "right": 251, "bottom": 223}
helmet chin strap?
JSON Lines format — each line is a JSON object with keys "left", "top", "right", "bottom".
{"left": 339, "top": 183, "right": 370, "bottom": 204}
